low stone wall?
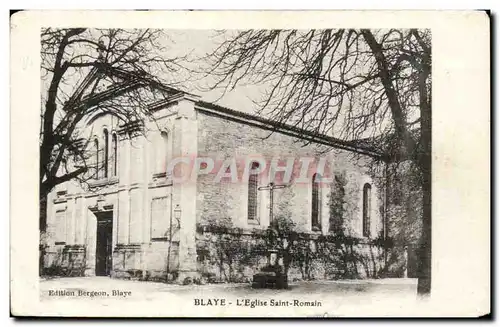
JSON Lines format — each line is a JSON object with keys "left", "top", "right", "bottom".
{"left": 43, "top": 244, "right": 86, "bottom": 277}
{"left": 42, "top": 242, "right": 181, "bottom": 281}
{"left": 111, "top": 242, "right": 180, "bottom": 281}
{"left": 41, "top": 232, "right": 407, "bottom": 283}
{"left": 195, "top": 228, "right": 405, "bottom": 283}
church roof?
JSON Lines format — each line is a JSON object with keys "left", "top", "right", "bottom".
{"left": 195, "top": 100, "right": 386, "bottom": 161}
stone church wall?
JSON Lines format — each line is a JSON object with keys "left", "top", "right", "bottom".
{"left": 195, "top": 111, "right": 385, "bottom": 237}
{"left": 193, "top": 110, "right": 390, "bottom": 282}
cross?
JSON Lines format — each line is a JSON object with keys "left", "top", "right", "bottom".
{"left": 258, "top": 182, "right": 289, "bottom": 224}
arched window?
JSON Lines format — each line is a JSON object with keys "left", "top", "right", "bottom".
{"left": 94, "top": 138, "right": 99, "bottom": 179}
{"left": 103, "top": 129, "right": 109, "bottom": 178}
{"left": 363, "top": 183, "right": 372, "bottom": 237}
{"left": 247, "top": 162, "right": 259, "bottom": 223}
{"left": 161, "top": 131, "right": 169, "bottom": 172}
{"left": 112, "top": 133, "right": 118, "bottom": 177}
{"left": 311, "top": 173, "right": 321, "bottom": 231}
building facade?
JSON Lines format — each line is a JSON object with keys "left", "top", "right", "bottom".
{"left": 43, "top": 91, "right": 388, "bottom": 281}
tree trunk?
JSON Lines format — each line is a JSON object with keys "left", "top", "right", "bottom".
{"left": 417, "top": 154, "right": 432, "bottom": 295}
{"left": 39, "top": 190, "right": 48, "bottom": 276}
{"left": 40, "top": 187, "right": 48, "bottom": 233}
{"left": 417, "top": 56, "right": 432, "bottom": 295}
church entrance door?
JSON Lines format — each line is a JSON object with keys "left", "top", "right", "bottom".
{"left": 95, "top": 211, "right": 113, "bottom": 276}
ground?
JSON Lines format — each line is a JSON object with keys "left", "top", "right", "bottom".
{"left": 38, "top": 276, "right": 419, "bottom": 317}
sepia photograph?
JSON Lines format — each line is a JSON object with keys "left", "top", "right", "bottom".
{"left": 10, "top": 10, "right": 490, "bottom": 317}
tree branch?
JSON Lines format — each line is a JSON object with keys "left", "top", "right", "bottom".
{"left": 42, "top": 167, "right": 87, "bottom": 192}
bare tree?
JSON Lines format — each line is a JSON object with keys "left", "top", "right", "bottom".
{"left": 40, "top": 28, "right": 186, "bottom": 234}
{"left": 204, "top": 29, "right": 431, "bottom": 295}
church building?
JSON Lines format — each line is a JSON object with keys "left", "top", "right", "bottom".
{"left": 43, "top": 89, "right": 389, "bottom": 281}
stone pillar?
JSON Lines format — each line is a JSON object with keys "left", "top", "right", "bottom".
{"left": 173, "top": 95, "right": 200, "bottom": 281}
{"left": 117, "top": 132, "right": 131, "bottom": 245}
{"left": 129, "top": 188, "right": 142, "bottom": 243}
{"left": 142, "top": 134, "right": 152, "bottom": 243}
{"left": 110, "top": 195, "right": 118, "bottom": 249}
{"left": 64, "top": 194, "right": 86, "bottom": 276}
{"left": 80, "top": 199, "right": 89, "bottom": 275}
{"left": 75, "top": 196, "right": 84, "bottom": 244}
{"left": 64, "top": 202, "right": 73, "bottom": 245}
{"left": 84, "top": 208, "right": 97, "bottom": 276}
{"left": 69, "top": 197, "right": 77, "bottom": 244}
{"left": 80, "top": 198, "right": 88, "bottom": 247}
{"left": 129, "top": 135, "right": 143, "bottom": 244}
{"left": 141, "top": 137, "right": 151, "bottom": 276}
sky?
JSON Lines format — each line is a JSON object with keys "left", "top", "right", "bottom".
{"left": 157, "top": 29, "right": 266, "bottom": 115}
